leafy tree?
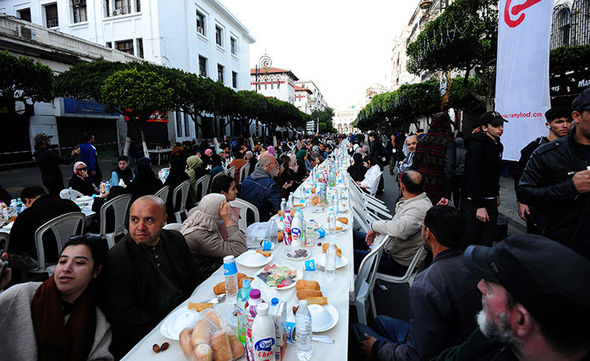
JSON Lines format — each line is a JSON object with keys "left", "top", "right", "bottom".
{"left": 101, "top": 67, "right": 174, "bottom": 155}
{"left": 550, "top": 44, "right": 590, "bottom": 75}
{"left": 0, "top": 50, "right": 54, "bottom": 113}
{"left": 406, "top": 0, "right": 497, "bottom": 110}
{"left": 311, "top": 107, "right": 336, "bottom": 133}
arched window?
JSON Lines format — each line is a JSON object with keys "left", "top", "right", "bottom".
{"left": 551, "top": 5, "right": 571, "bottom": 48}
{"left": 571, "top": 0, "right": 590, "bottom": 46}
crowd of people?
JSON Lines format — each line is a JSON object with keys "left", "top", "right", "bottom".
{"left": 0, "top": 88, "right": 588, "bottom": 360}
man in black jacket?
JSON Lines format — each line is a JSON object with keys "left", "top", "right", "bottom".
{"left": 518, "top": 88, "right": 590, "bottom": 259}
{"left": 33, "top": 133, "right": 79, "bottom": 196}
{"left": 101, "top": 195, "right": 203, "bottom": 358}
{"left": 513, "top": 107, "right": 572, "bottom": 233}
{"left": 462, "top": 111, "right": 506, "bottom": 247}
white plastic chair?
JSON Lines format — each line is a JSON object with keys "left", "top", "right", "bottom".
{"left": 352, "top": 234, "right": 389, "bottom": 325}
{"left": 172, "top": 180, "right": 191, "bottom": 223}
{"left": 154, "top": 185, "right": 169, "bottom": 204}
{"left": 238, "top": 163, "right": 250, "bottom": 184}
{"left": 192, "top": 174, "right": 211, "bottom": 205}
{"left": 370, "top": 246, "right": 426, "bottom": 319}
{"left": 230, "top": 198, "right": 260, "bottom": 231}
{"left": 227, "top": 166, "right": 236, "bottom": 179}
{"left": 98, "top": 193, "right": 133, "bottom": 249}
{"left": 59, "top": 188, "right": 84, "bottom": 200}
{"left": 34, "top": 212, "right": 85, "bottom": 275}
{"left": 163, "top": 223, "right": 183, "bottom": 231}
{"left": 368, "top": 171, "right": 383, "bottom": 197}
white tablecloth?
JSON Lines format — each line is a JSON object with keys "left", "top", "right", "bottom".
{"left": 123, "top": 186, "right": 354, "bottom": 360}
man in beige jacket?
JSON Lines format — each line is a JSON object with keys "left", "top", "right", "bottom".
{"left": 353, "top": 170, "right": 433, "bottom": 276}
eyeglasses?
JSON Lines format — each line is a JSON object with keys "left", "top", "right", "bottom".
{"left": 77, "top": 167, "right": 88, "bottom": 171}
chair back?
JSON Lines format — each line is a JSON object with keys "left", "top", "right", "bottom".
{"left": 210, "top": 171, "right": 225, "bottom": 193}
{"left": 99, "top": 193, "right": 133, "bottom": 248}
{"left": 34, "top": 212, "right": 85, "bottom": 273}
{"left": 239, "top": 163, "right": 250, "bottom": 184}
{"left": 193, "top": 174, "right": 211, "bottom": 204}
{"left": 355, "top": 234, "right": 388, "bottom": 296}
{"left": 59, "top": 188, "right": 84, "bottom": 200}
{"left": 154, "top": 186, "right": 169, "bottom": 204}
{"left": 369, "top": 171, "right": 383, "bottom": 196}
{"left": 230, "top": 198, "right": 260, "bottom": 231}
{"left": 227, "top": 166, "right": 236, "bottom": 179}
{"left": 375, "top": 246, "right": 426, "bottom": 285}
{"left": 172, "top": 180, "right": 191, "bottom": 223}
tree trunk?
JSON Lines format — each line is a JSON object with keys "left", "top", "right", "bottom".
{"left": 123, "top": 136, "right": 131, "bottom": 156}
{"left": 140, "top": 126, "right": 149, "bottom": 158}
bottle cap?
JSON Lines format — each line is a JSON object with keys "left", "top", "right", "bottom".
{"left": 242, "top": 278, "right": 251, "bottom": 289}
{"left": 250, "top": 289, "right": 261, "bottom": 299}
{"left": 271, "top": 297, "right": 279, "bottom": 305}
{"left": 257, "top": 303, "right": 269, "bottom": 315}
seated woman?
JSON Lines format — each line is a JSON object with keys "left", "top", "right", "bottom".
{"left": 358, "top": 155, "right": 381, "bottom": 194}
{"left": 209, "top": 154, "right": 224, "bottom": 177}
{"left": 126, "top": 158, "right": 163, "bottom": 201}
{"left": 0, "top": 236, "right": 113, "bottom": 361}
{"left": 295, "top": 149, "right": 309, "bottom": 179}
{"left": 109, "top": 155, "right": 134, "bottom": 187}
{"left": 186, "top": 155, "right": 208, "bottom": 206}
{"left": 347, "top": 153, "right": 368, "bottom": 182}
{"left": 210, "top": 174, "right": 242, "bottom": 229}
{"left": 180, "top": 194, "right": 247, "bottom": 278}
{"left": 276, "top": 154, "right": 297, "bottom": 198}
{"left": 69, "top": 161, "right": 99, "bottom": 196}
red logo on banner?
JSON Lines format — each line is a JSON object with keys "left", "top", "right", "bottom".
{"left": 504, "top": 0, "right": 543, "bottom": 28}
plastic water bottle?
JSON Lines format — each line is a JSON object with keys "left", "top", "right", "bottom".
{"left": 327, "top": 208, "right": 337, "bottom": 239}
{"left": 223, "top": 255, "right": 239, "bottom": 304}
{"left": 280, "top": 198, "right": 287, "bottom": 221}
{"left": 287, "top": 194, "right": 294, "bottom": 209}
{"left": 291, "top": 210, "right": 304, "bottom": 248}
{"left": 325, "top": 244, "right": 336, "bottom": 282}
{"left": 237, "top": 278, "right": 253, "bottom": 345}
{"left": 268, "top": 219, "right": 278, "bottom": 248}
{"left": 295, "top": 300, "right": 312, "bottom": 361}
{"left": 304, "top": 219, "right": 315, "bottom": 247}
{"left": 252, "top": 303, "right": 275, "bottom": 361}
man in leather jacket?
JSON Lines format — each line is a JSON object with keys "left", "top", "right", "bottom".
{"left": 518, "top": 88, "right": 590, "bottom": 259}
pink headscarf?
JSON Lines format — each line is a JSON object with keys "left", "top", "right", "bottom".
{"left": 204, "top": 148, "right": 213, "bottom": 157}
{"left": 267, "top": 146, "right": 276, "bottom": 156}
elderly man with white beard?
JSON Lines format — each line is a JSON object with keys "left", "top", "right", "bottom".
{"left": 433, "top": 234, "right": 590, "bottom": 361}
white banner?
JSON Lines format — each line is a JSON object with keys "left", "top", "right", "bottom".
{"left": 495, "top": 0, "right": 553, "bottom": 161}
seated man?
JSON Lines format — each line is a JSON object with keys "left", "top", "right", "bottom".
{"left": 101, "top": 195, "right": 202, "bottom": 358}
{"left": 434, "top": 234, "right": 590, "bottom": 360}
{"left": 240, "top": 154, "right": 283, "bottom": 221}
{"left": 351, "top": 206, "right": 481, "bottom": 361}
{"left": 353, "top": 171, "right": 432, "bottom": 276}
{"left": 7, "top": 186, "right": 80, "bottom": 283}
{"left": 68, "top": 161, "right": 99, "bottom": 196}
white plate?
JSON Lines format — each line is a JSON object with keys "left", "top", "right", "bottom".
{"left": 236, "top": 250, "right": 273, "bottom": 268}
{"left": 309, "top": 304, "right": 339, "bottom": 333}
{"left": 160, "top": 307, "right": 198, "bottom": 340}
{"left": 316, "top": 253, "right": 349, "bottom": 269}
{"left": 255, "top": 264, "right": 302, "bottom": 290}
{"left": 282, "top": 248, "right": 311, "bottom": 261}
{"left": 325, "top": 219, "right": 350, "bottom": 233}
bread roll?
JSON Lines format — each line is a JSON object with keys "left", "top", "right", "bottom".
{"left": 188, "top": 302, "right": 213, "bottom": 312}
{"left": 204, "top": 310, "right": 224, "bottom": 329}
{"left": 210, "top": 331, "right": 233, "bottom": 361}
{"left": 179, "top": 328, "right": 193, "bottom": 357}
{"left": 190, "top": 318, "right": 212, "bottom": 347}
{"left": 337, "top": 217, "right": 348, "bottom": 225}
{"left": 297, "top": 289, "right": 323, "bottom": 300}
{"left": 193, "top": 343, "right": 213, "bottom": 361}
{"left": 295, "top": 279, "right": 320, "bottom": 291}
{"left": 213, "top": 281, "right": 225, "bottom": 295}
{"left": 228, "top": 334, "right": 245, "bottom": 359}
{"left": 322, "top": 243, "right": 330, "bottom": 253}
{"left": 305, "top": 296, "right": 328, "bottom": 305}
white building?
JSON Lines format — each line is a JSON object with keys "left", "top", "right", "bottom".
{"left": 250, "top": 67, "right": 298, "bottom": 104}
{"left": 296, "top": 80, "right": 327, "bottom": 112}
{"left": 1, "top": 0, "right": 255, "bottom": 142}
{"left": 333, "top": 106, "right": 360, "bottom": 134}
{"left": 294, "top": 86, "right": 312, "bottom": 114}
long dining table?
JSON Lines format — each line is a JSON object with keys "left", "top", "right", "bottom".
{"left": 123, "top": 167, "right": 355, "bottom": 361}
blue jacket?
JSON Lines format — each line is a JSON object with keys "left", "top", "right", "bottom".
{"left": 240, "top": 168, "right": 282, "bottom": 222}
{"left": 79, "top": 142, "right": 98, "bottom": 172}
{"left": 374, "top": 249, "right": 481, "bottom": 361}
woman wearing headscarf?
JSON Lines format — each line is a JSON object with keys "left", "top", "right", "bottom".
{"left": 164, "top": 157, "right": 190, "bottom": 218}
{"left": 276, "top": 154, "right": 297, "bottom": 198}
{"left": 68, "top": 161, "right": 99, "bottom": 196}
{"left": 186, "top": 155, "right": 207, "bottom": 206}
{"left": 0, "top": 236, "right": 113, "bottom": 361}
{"left": 180, "top": 194, "right": 247, "bottom": 277}
{"left": 295, "top": 149, "right": 308, "bottom": 179}
{"left": 347, "top": 153, "right": 368, "bottom": 182}
{"left": 209, "top": 154, "right": 224, "bottom": 177}
{"left": 126, "top": 157, "right": 163, "bottom": 201}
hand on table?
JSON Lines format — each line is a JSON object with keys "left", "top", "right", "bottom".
{"left": 360, "top": 333, "right": 377, "bottom": 359}
{"left": 365, "top": 229, "right": 379, "bottom": 246}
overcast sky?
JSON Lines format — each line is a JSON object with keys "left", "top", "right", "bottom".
{"left": 220, "top": 0, "right": 417, "bottom": 110}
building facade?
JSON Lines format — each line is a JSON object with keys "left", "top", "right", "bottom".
{"left": 294, "top": 86, "right": 312, "bottom": 114}
{"left": 250, "top": 67, "right": 298, "bottom": 104}
{"left": 1, "top": 0, "right": 255, "bottom": 143}
{"left": 296, "top": 80, "right": 327, "bottom": 112}
{"left": 333, "top": 106, "right": 360, "bottom": 134}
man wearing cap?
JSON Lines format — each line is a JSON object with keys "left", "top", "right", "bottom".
{"left": 513, "top": 107, "right": 572, "bottom": 234}
{"left": 68, "top": 161, "right": 99, "bottom": 196}
{"left": 434, "top": 234, "right": 590, "bottom": 360}
{"left": 352, "top": 206, "right": 481, "bottom": 361}
{"left": 518, "top": 88, "right": 590, "bottom": 259}
{"left": 33, "top": 133, "right": 79, "bottom": 196}
{"left": 462, "top": 111, "right": 506, "bottom": 247}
